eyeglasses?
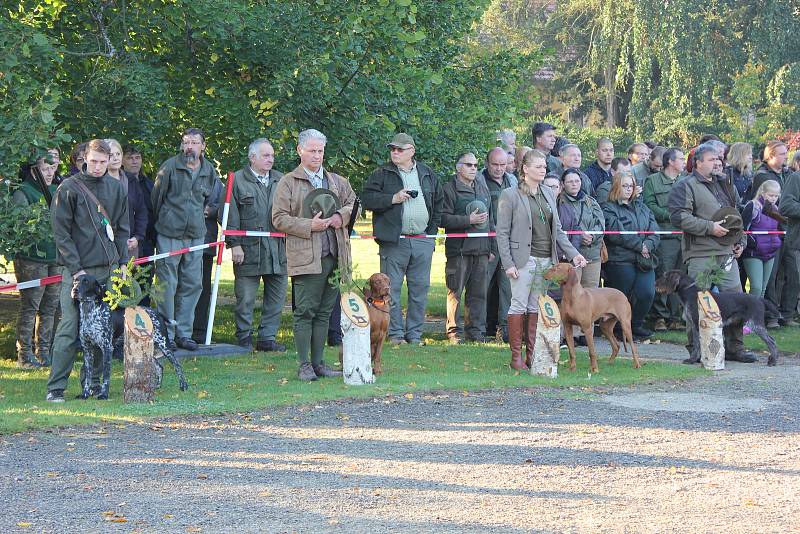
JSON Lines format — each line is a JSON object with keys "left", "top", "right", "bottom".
{"left": 389, "top": 146, "right": 412, "bottom": 153}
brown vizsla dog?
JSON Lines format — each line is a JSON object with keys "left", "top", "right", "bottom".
{"left": 363, "top": 273, "right": 391, "bottom": 375}
{"left": 543, "top": 262, "right": 641, "bottom": 373}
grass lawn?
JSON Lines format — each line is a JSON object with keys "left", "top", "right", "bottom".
{"left": 0, "top": 336, "right": 706, "bottom": 434}
{"left": 4, "top": 214, "right": 797, "bottom": 434}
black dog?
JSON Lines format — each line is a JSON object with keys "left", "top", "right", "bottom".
{"left": 74, "top": 275, "right": 189, "bottom": 399}
{"left": 655, "top": 270, "right": 779, "bottom": 366}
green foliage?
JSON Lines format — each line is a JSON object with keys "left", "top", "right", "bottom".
{"left": 102, "top": 258, "right": 161, "bottom": 310}
{"left": 694, "top": 259, "right": 728, "bottom": 292}
{"left": 491, "top": 0, "right": 800, "bottom": 145}
{"left": 6, "top": 0, "right": 541, "bottom": 190}
{"left": 0, "top": 183, "right": 53, "bottom": 272}
{"left": 0, "top": 15, "right": 71, "bottom": 179}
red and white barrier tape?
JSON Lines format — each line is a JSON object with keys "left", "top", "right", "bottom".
{"left": 224, "top": 229, "right": 787, "bottom": 238}
{"left": 3, "top": 227, "right": 787, "bottom": 293}
{"left": 0, "top": 240, "right": 224, "bottom": 293}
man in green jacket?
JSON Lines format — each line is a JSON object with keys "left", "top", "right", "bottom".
{"left": 441, "top": 152, "right": 493, "bottom": 344}
{"left": 13, "top": 157, "right": 59, "bottom": 368}
{"left": 668, "top": 143, "right": 756, "bottom": 364}
{"left": 644, "top": 147, "right": 686, "bottom": 331}
{"left": 151, "top": 128, "right": 219, "bottom": 351}
{"left": 361, "top": 133, "right": 443, "bottom": 346}
{"left": 46, "top": 139, "right": 130, "bottom": 402}
{"left": 225, "top": 138, "right": 288, "bottom": 352}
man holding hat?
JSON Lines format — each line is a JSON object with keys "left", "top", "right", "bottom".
{"left": 225, "top": 138, "right": 287, "bottom": 352}
{"left": 361, "top": 133, "right": 443, "bottom": 346}
{"left": 272, "top": 129, "right": 356, "bottom": 381}
{"left": 668, "top": 142, "right": 757, "bottom": 363}
{"left": 441, "top": 152, "right": 493, "bottom": 344}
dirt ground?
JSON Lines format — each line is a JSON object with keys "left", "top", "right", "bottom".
{"left": 2, "top": 352, "right": 799, "bottom": 533}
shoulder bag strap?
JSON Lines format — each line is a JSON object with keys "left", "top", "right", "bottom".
{"left": 73, "top": 178, "right": 111, "bottom": 222}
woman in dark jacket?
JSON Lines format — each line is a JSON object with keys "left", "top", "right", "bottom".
{"left": 725, "top": 142, "right": 754, "bottom": 200}
{"left": 602, "top": 171, "right": 660, "bottom": 339}
{"left": 105, "top": 138, "right": 148, "bottom": 259}
{"left": 557, "top": 168, "right": 605, "bottom": 288}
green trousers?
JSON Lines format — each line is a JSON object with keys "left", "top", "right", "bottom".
{"left": 47, "top": 266, "right": 112, "bottom": 393}
{"left": 14, "top": 258, "right": 60, "bottom": 363}
{"left": 291, "top": 256, "right": 339, "bottom": 366}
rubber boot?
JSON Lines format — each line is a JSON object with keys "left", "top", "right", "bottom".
{"left": 507, "top": 314, "right": 527, "bottom": 371}
{"left": 525, "top": 313, "right": 538, "bottom": 368}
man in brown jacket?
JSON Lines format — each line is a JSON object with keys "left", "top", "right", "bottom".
{"left": 272, "top": 129, "right": 356, "bottom": 381}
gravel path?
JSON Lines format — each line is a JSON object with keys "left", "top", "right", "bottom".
{"left": 2, "top": 351, "right": 799, "bottom": 533}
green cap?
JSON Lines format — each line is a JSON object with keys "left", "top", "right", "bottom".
{"left": 387, "top": 133, "right": 416, "bottom": 149}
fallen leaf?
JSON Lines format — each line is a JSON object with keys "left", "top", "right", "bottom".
{"left": 278, "top": 378, "right": 288, "bottom": 386}
{"left": 197, "top": 473, "right": 208, "bottom": 480}
{"left": 186, "top": 526, "right": 202, "bottom": 532}
{"left": 197, "top": 390, "right": 208, "bottom": 399}
{"left": 17, "top": 522, "right": 32, "bottom": 528}
{"left": 163, "top": 514, "right": 174, "bottom": 519}
{"left": 258, "top": 491, "right": 272, "bottom": 497}
{"left": 404, "top": 393, "right": 414, "bottom": 400}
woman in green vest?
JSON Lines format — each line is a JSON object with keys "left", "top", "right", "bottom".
{"left": 13, "top": 157, "right": 59, "bottom": 368}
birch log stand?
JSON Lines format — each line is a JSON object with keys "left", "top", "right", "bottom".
{"left": 123, "top": 306, "right": 156, "bottom": 402}
{"left": 697, "top": 291, "right": 725, "bottom": 371}
{"left": 531, "top": 295, "right": 560, "bottom": 378}
{"left": 340, "top": 291, "right": 375, "bottom": 385}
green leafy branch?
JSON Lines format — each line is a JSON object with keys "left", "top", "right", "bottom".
{"left": 102, "top": 257, "right": 162, "bottom": 310}
{"left": 694, "top": 259, "right": 727, "bottom": 292}
{"left": 330, "top": 263, "right": 366, "bottom": 296}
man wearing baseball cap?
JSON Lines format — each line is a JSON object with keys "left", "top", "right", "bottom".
{"left": 362, "top": 133, "right": 443, "bottom": 346}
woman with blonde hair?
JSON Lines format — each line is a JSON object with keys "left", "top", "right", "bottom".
{"left": 725, "top": 142, "right": 754, "bottom": 199}
{"left": 105, "top": 138, "right": 148, "bottom": 259}
{"left": 602, "top": 171, "right": 660, "bottom": 340}
{"left": 496, "top": 149, "right": 586, "bottom": 370}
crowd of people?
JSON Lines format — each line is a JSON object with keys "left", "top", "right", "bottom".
{"left": 10, "top": 124, "right": 800, "bottom": 400}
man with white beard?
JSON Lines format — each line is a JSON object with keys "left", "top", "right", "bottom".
{"left": 152, "top": 128, "right": 219, "bottom": 350}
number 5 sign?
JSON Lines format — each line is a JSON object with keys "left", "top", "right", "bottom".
{"left": 341, "top": 291, "right": 370, "bottom": 329}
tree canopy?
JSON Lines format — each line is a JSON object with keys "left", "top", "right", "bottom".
{"left": 2, "top": 0, "right": 541, "bottom": 186}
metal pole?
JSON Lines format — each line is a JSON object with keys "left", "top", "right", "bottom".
{"left": 204, "top": 171, "right": 235, "bottom": 346}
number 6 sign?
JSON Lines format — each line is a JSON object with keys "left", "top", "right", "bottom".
{"left": 533, "top": 295, "right": 561, "bottom": 377}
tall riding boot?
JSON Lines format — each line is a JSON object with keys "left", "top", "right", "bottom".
{"left": 525, "top": 313, "right": 538, "bottom": 368}
{"left": 507, "top": 314, "right": 527, "bottom": 370}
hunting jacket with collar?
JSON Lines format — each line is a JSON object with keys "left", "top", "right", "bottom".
{"left": 271, "top": 165, "right": 356, "bottom": 277}
{"left": 668, "top": 170, "right": 744, "bottom": 261}
{"left": 441, "top": 174, "right": 493, "bottom": 258}
{"left": 361, "top": 160, "right": 443, "bottom": 244}
{"left": 495, "top": 184, "right": 578, "bottom": 271}
{"left": 151, "top": 153, "right": 219, "bottom": 240}
{"left": 225, "top": 167, "right": 286, "bottom": 276}
{"left": 51, "top": 172, "right": 130, "bottom": 275}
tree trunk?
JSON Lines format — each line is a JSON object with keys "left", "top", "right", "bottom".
{"left": 697, "top": 292, "right": 725, "bottom": 371}
{"left": 340, "top": 292, "right": 374, "bottom": 385}
{"left": 605, "top": 62, "right": 617, "bottom": 129}
{"left": 531, "top": 295, "right": 559, "bottom": 378}
{"left": 123, "top": 306, "right": 156, "bottom": 403}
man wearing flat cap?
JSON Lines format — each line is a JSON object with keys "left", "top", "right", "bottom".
{"left": 441, "top": 152, "right": 493, "bottom": 344}
{"left": 668, "top": 142, "right": 757, "bottom": 363}
{"left": 272, "top": 129, "right": 356, "bottom": 381}
{"left": 361, "top": 133, "right": 443, "bottom": 346}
